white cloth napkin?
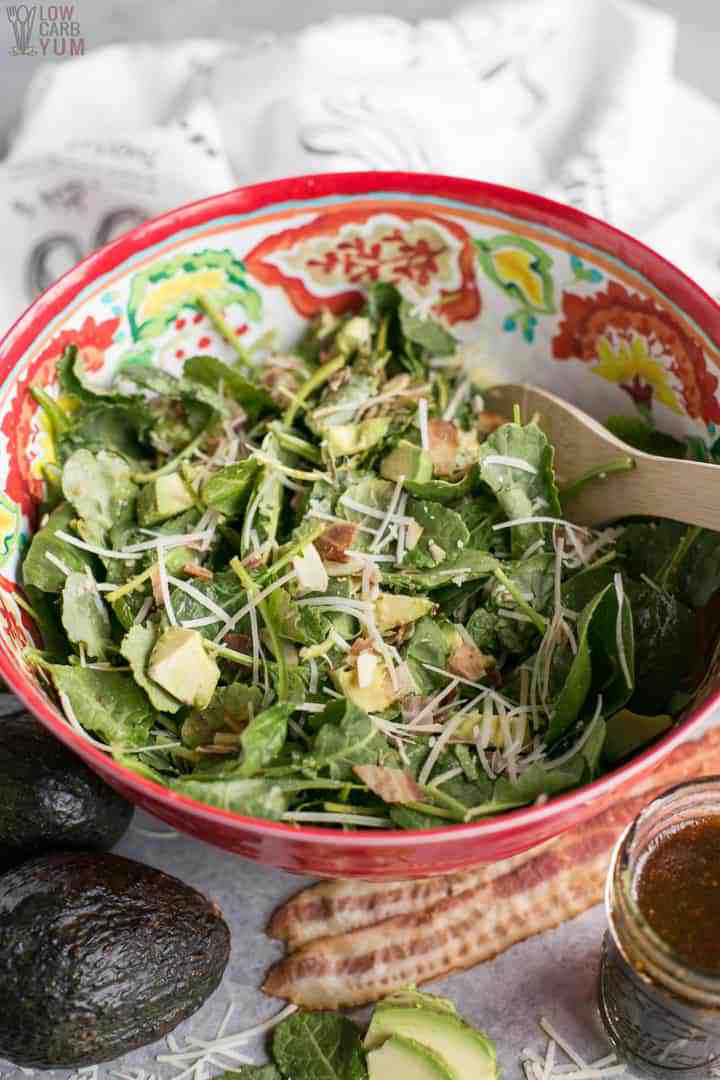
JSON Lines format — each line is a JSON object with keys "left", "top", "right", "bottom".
{"left": 1, "top": 0, "right": 720, "bottom": 336}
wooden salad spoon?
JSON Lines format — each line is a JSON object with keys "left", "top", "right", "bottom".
{"left": 484, "top": 382, "right": 720, "bottom": 530}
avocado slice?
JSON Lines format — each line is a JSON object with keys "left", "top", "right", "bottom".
{"left": 375, "top": 593, "right": 434, "bottom": 632}
{"left": 148, "top": 627, "right": 220, "bottom": 709}
{"left": 332, "top": 660, "right": 396, "bottom": 713}
{"left": 365, "top": 1005, "right": 497, "bottom": 1080}
{"left": 381, "top": 440, "right": 433, "bottom": 484}
{"left": 326, "top": 418, "right": 391, "bottom": 457}
{"left": 137, "top": 470, "right": 197, "bottom": 526}
{"left": 368, "top": 1035, "right": 454, "bottom": 1080}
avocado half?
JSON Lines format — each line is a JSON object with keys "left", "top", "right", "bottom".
{"left": 0, "top": 852, "right": 230, "bottom": 1067}
{"left": 0, "top": 713, "right": 133, "bottom": 869}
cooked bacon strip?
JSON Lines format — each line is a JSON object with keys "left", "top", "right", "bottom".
{"left": 268, "top": 847, "right": 546, "bottom": 950}
{"left": 353, "top": 766, "right": 424, "bottom": 805}
{"left": 269, "top": 728, "right": 720, "bottom": 951}
{"left": 262, "top": 782, "right": 693, "bottom": 1008}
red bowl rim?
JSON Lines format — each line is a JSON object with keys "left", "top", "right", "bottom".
{"left": 1, "top": 169, "right": 719, "bottom": 848}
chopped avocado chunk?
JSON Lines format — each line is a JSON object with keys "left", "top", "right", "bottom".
{"left": 137, "top": 471, "right": 197, "bottom": 526}
{"left": 148, "top": 627, "right": 220, "bottom": 709}
{"left": 604, "top": 708, "right": 673, "bottom": 763}
{"left": 326, "top": 418, "right": 391, "bottom": 457}
{"left": 375, "top": 593, "right": 434, "bottom": 632}
{"left": 382, "top": 440, "right": 433, "bottom": 484}
{"left": 336, "top": 315, "right": 371, "bottom": 355}
{"left": 365, "top": 1005, "right": 497, "bottom": 1080}
{"left": 368, "top": 1035, "right": 454, "bottom": 1080}
{"left": 332, "top": 661, "right": 396, "bottom": 713}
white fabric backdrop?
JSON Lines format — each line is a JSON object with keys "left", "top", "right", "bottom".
{"left": 1, "top": 0, "right": 720, "bottom": 335}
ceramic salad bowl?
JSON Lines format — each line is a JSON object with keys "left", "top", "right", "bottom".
{"left": 0, "top": 171, "right": 719, "bottom": 879}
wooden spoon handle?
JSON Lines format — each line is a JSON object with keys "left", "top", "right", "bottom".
{"left": 565, "top": 454, "right": 720, "bottom": 530}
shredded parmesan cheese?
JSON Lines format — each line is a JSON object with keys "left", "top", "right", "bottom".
{"left": 156, "top": 542, "right": 176, "bottom": 627}
{"left": 482, "top": 454, "right": 538, "bottom": 475}
{"left": 371, "top": 476, "right": 405, "bottom": 553}
{"left": 122, "top": 530, "right": 213, "bottom": 554}
{"left": 166, "top": 575, "right": 230, "bottom": 624}
{"left": 443, "top": 377, "right": 471, "bottom": 421}
{"left": 56, "top": 530, "right": 140, "bottom": 561}
{"left": 417, "top": 397, "right": 430, "bottom": 450}
{"left": 338, "top": 494, "right": 415, "bottom": 527}
{"left": 282, "top": 812, "right": 391, "bottom": 827}
{"left": 613, "top": 573, "right": 632, "bottom": 688}
{"left": 308, "top": 657, "right": 318, "bottom": 693}
{"left": 492, "top": 517, "right": 591, "bottom": 533}
{"left": 218, "top": 570, "right": 297, "bottom": 639}
{"left": 45, "top": 550, "right": 72, "bottom": 576}
{"left": 418, "top": 710, "right": 467, "bottom": 786}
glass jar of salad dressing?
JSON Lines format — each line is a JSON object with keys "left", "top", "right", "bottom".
{"left": 599, "top": 777, "right": 720, "bottom": 1078}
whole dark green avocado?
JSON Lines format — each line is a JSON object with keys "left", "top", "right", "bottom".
{"left": 0, "top": 712, "right": 133, "bottom": 869}
{"left": 0, "top": 852, "right": 231, "bottom": 1067}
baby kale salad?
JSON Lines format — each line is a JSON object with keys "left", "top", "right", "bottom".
{"left": 21, "top": 284, "right": 720, "bottom": 830}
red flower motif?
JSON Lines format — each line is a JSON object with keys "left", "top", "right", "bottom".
{"left": 553, "top": 281, "right": 720, "bottom": 423}
{"left": 245, "top": 207, "right": 481, "bottom": 325}
{"left": 2, "top": 315, "right": 120, "bottom": 518}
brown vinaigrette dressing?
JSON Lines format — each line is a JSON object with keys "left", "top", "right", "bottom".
{"left": 635, "top": 817, "right": 720, "bottom": 972}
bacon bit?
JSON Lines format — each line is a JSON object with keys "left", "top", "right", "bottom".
{"left": 448, "top": 642, "right": 494, "bottom": 682}
{"left": 193, "top": 311, "right": 204, "bottom": 324}
{"left": 427, "top": 419, "right": 460, "bottom": 477}
{"left": 183, "top": 563, "right": 214, "bottom": 581}
{"left": 476, "top": 410, "right": 507, "bottom": 435}
{"left": 175, "top": 349, "right": 185, "bottom": 360}
{"left": 315, "top": 523, "right": 359, "bottom": 563}
{"left": 349, "top": 637, "right": 376, "bottom": 657}
{"left": 270, "top": 848, "right": 546, "bottom": 950}
{"left": 224, "top": 633, "right": 252, "bottom": 654}
{"left": 175, "top": 317, "right": 187, "bottom": 330}
{"left": 353, "top": 765, "right": 424, "bottom": 805}
{"left": 197, "top": 335, "right": 211, "bottom": 349}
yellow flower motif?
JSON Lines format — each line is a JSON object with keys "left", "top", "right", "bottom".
{"left": 30, "top": 413, "right": 55, "bottom": 480}
{"left": 593, "top": 334, "right": 682, "bottom": 414}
